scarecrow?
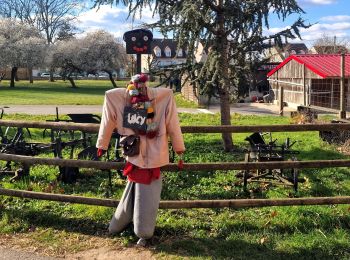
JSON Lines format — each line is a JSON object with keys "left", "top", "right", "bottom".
{"left": 96, "top": 73, "right": 185, "bottom": 246}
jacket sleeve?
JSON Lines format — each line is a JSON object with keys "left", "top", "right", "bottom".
{"left": 165, "top": 92, "right": 185, "bottom": 153}
{"left": 96, "top": 93, "right": 117, "bottom": 150}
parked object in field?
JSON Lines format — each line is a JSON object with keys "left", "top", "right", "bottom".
{"left": 40, "top": 72, "right": 61, "bottom": 79}
{"left": 236, "top": 132, "right": 304, "bottom": 192}
{"left": 0, "top": 108, "right": 121, "bottom": 188}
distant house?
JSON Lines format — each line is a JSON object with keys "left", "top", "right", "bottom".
{"left": 267, "top": 54, "right": 350, "bottom": 111}
{"left": 309, "top": 45, "right": 349, "bottom": 54}
{"left": 182, "top": 41, "right": 283, "bottom": 105}
{"left": 141, "top": 38, "right": 187, "bottom": 73}
{"left": 265, "top": 43, "right": 308, "bottom": 63}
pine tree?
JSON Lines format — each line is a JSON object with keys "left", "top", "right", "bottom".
{"left": 94, "top": 0, "right": 308, "bottom": 151}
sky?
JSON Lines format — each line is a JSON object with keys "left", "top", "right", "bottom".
{"left": 77, "top": 0, "right": 350, "bottom": 46}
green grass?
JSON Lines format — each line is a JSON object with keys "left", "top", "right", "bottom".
{"left": 0, "top": 80, "right": 197, "bottom": 108}
{"left": 1, "top": 113, "right": 350, "bottom": 259}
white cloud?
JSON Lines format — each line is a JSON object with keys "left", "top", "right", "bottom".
{"left": 299, "top": 0, "right": 337, "bottom": 5}
{"left": 306, "top": 22, "right": 350, "bottom": 31}
{"left": 76, "top": 5, "right": 159, "bottom": 39}
{"left": 320, "top": 15, "right": 350, "bottom": 22}
{"left": 264, "top": 21, "right": 350, "bottom": 47}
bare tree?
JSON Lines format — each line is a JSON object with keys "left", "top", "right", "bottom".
{"left": 0, "top": 0, "right": 14, "bottom": 18}
{"left": 312, "top": 33, "right": 350, "bottom": 54}
{"left": 34, "top": 0, "right": 83, "bottom": 81}
{"left": 35, "top": 0, "right": 81, "bottom": 44}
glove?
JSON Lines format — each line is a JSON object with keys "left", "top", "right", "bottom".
{"left": 97, "top": 148, "right": 106, "bottom": 158}
{"left": 176, "top": 151, "right": 184, "bottom": 170}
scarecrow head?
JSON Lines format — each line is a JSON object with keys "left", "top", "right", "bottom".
{"left": 123, "top": 29, "right": 153, "bottom": 54}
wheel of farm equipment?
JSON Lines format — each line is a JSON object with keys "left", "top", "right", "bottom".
{"left": 285, "top": 158, "right": 299, "bottom": 192}
{"left": 10, "top": 164, "right": 30, "bottom": 182}
{"left": 243, "top": 153, "right": 250, "bottom": 190}
{"left": 292, "top": 168, "right": 299, "bottom": 192}
{"left": 77, "top": 146, "right": 99, "bottom": 161}
{"left": 58, "top": 166, "right": 79, "bottom": 184}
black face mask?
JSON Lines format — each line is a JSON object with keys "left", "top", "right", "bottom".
{"left": 123, "top": 29, "right": 153, "bottom": 54}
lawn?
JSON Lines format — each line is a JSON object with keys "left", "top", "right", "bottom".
{"left": 0, "top": 113, "right": 350, "bottom": 259}
{"left": 0, "top": 79, "right": 198, "bottom": 108}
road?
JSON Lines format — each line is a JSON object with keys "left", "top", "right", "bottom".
{"left": 1, "top": 103, "right": 296, "bottom": 116}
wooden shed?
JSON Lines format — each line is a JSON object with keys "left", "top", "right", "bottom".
{"left": 267, "top": 54, "right": 350, "bottom": 113}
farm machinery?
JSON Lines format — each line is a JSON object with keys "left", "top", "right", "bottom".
{"left": 237, "top": 132, "right": 305, "bottom": 192}
{"left": 0, "top": 108, "right": 121, "bottom": 184}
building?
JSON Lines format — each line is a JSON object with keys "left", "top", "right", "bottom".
{"left": 267, "top": 54, "right": 350, "bottom": 111}
{"left": 265, "top": 43, "right": 308, "bottom": 63}
{"left": 141, "top": 38, "right": 187, "bottom": 72}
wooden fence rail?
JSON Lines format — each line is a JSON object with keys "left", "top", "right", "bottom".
{"left": 2, "top": 119, "right": 350, "bottom": 133}
{"left": 1, "top": 188, "right": 350, "bottom": 209}
{"left": 1, "top": 153, "right": 350, "bottom": 171}
{"left": 1, "top": 120, "right": 350, "bottom": 209}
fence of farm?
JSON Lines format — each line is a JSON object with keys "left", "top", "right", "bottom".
{"left": 1, "top": 120, "right": 350, "bottom": 209}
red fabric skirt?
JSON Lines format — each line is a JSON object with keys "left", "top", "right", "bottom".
{"left": 123, "top": 161, "right": 160, "bottom": 185}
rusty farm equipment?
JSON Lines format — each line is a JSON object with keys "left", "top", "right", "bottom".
{"left": 0, "top": 110, "right": 121, "bottom": 184}
{"left": 237, "top": 132, "right": 305, "bottom": 192}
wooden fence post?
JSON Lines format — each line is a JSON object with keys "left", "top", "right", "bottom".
{"left": 303, "top": 63, "right": 306, "bottom": 106}
{"left": 339, "top": 53, "right": 346, "bottom": 119}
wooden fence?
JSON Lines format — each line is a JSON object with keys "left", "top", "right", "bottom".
{"left": 1, "top": 120, "right": 350, "bottom": 209}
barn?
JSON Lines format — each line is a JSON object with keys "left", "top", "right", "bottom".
{"left": 267, "top": 54, "right": 350, "bottom": 113}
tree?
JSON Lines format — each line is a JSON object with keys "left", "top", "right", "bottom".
{"left": 94, "top": 0, "right": 308, "bottom": 151}
{"left": 34, "top": 0, "right": 83, "bottom": 81}
{"left": 312, "top": 33, "right": 350, "bottom": 54}
{"left": 56, "top": 21, "right": 80, "bottom": 42}
{"left": 50, "top": 39, "right": 82, "bottom": 88}
{"left": 79, "top": 30, "right": 128, "bottom": 88}
{"left": 49, "top": 30, "right": 128, "bottom": 88}
{"left": 0, "top": 18, "right": 46, "bottom": 87}
{"left": 0, "top": 0, "right": 37, "bottom": 24}
{"left": 0, "top": 0, "right": 83, "bottom": 83}
{"left": 20, "top": 36, "right": 47, "bottom": 83}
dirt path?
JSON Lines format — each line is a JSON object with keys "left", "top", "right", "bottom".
{"left": 0, "top": 234, "right": 158, "bottom": 260}
{"left": 66, "top": 247, "right": 156, "bottom": 260}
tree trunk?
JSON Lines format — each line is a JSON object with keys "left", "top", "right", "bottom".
{"left": 219, "top": 88, "right": 233, "bottom": 151}
{"left": 107, "top": 72, "right": 118, "bottom": 88}
{"left": 0, "top": 73, "right": 4, "bottom": 87}
{"left": 68, "top": 77, "right": 77, "bottom": 88}
{"left": 14, "top": 69, "right": 19, "bottom": 82}
{"left": 28, "top": 67, "right": 33, "bottom": 84}
{"left": 217, "top": 42, "right": 233, "bottom": 151}
{"left": 10, "top": 67, "right": 18, "bottom": 88}
{"left": 216, "top": 1, "right": 233, "bottom": 151}
{"left": 49, "top": 69, "right": 54, "bottom": 82}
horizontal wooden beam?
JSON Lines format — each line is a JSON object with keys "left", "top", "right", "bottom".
{"left": 0, "top": 188, "right": 349, "bottom": 209}
{"left": 268, "top": 78, "right": 304, "bottom": 87}
{"left": 2, "top": 119, "right": 350, "bottom": 133}
{"left": 0, "top": 120, "right": 100, "bottom": 133}
{"left": 1, "top": 153, "right": 350, "bottom": 171}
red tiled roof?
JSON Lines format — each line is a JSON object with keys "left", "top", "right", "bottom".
{"left": 267, "top": 54, "right": 350, "bottom": 78}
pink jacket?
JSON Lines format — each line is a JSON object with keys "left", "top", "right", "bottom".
{"left": 96, "top": 87, "right": 185, "bottom": 168}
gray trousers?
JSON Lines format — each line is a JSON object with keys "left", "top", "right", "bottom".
{"left": 108, "top": 176, "right": 162, "bottom": 239}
